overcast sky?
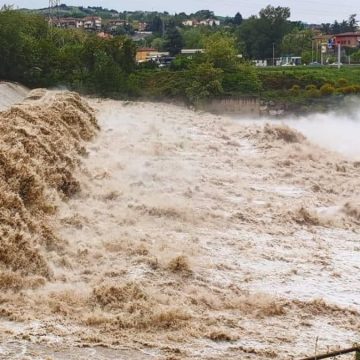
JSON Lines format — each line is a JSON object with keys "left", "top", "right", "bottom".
{"left": 3, "top": 0, "right": 359, "bottom": 24}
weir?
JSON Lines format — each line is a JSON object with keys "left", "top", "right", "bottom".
{"left": 203, "top": 96, "right": 260, "bottom": 115}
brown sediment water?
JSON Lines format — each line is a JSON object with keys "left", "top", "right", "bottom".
{"left": 0, "top": 91, "right": 359, "bottom": 359}
{"left": 0, "top": 89, "right": 98, "bottom": 284}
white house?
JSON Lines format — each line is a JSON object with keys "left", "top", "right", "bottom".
{"left": 84, "top": 16, "right": 102, "bottom": 31}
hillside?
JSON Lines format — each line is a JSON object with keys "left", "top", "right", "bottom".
{"left": 21, "top": 4, "right": 120, "bottom": 19}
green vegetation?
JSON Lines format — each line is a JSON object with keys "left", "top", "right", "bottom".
{"left": 1, "top": 7, "right": 360, "bottom": 111}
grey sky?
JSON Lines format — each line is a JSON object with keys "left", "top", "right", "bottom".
{"left": 3, "top": 0, "right": 359, "bottom": 24}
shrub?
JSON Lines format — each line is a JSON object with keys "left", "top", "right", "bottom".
{"left": 185, "top": 62, "right": 224, "bottom": 104}
{"left": 290, "top": 84, "right": 301, "bottom": 96}
{"left": 306, "top": 87, "right": 321, "bottom": 98}
{"left": 305, "top": 84, "right": 317, "bottom": 91}
{"left": 337, "top": 78, "right": 348, "bottom": 87}
{"left": 320, "top": 83, "right": 335, "bottom": 96}
{"left": 222, "top": 65, "right": 262, "bottom": 94}
{"left": 337, "top": 86, "right": 358, "bottom": 95}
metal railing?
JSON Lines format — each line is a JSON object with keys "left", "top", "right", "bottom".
{"left": 299, "top": 346, "right": 360, "bottom": 360}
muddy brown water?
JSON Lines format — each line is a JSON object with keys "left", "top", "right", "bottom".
{"left": 0, "top": 88, "right": 359, "bottom": 359}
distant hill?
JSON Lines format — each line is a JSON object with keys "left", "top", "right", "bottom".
{"left": 19, "top": 5, "right": 222, "bottom": 22}
{"left": 21, "top": 4, "right": 121, "bottom": 19}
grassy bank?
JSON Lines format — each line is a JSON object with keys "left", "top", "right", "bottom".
{"left": 1, "top": 10, "right": 360, "bottom": 113}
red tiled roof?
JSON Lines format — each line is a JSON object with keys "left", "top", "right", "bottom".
{"left": 335, "top": 32, "right": 360, "bottom": 37}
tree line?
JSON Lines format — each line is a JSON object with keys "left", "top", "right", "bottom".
{"left": 1, "top": 7, "right": 360, "bottom": 106}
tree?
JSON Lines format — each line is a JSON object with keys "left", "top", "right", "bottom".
{"left": 185, "top": 62, "right": 223, "bottom": 103}
{"left": 164, "top": 26, "right": 184, "bottom": 56}
{"left": 233, "top": 12, "right": 243, "bottom": 26}
{"left": 259, "top": 5, "right": 290, "bottom": 22}
{"left": 321, "top": 15, "right": 358, "bottom": 34}
{"left": 281, "top": 29, "right": 314, "bottom": 57}
{"left": 204, "top": 32, "right": 238, "bottom": 70}
{"left": 222, "top": 65, "right": 262, "bottom": 94}
{"left": 237, "top": 6, "right": 292, "bottom": 59}
{"left": 0, "top": 10, "right": 52, "bottom": 85}
{"left": 151, "top": 37, "right": 165, "bottom": 51}
{"left": 193, "top": 10, "right": 215, "bottom": 20}
{"left": 348, "top": 14, "right": 358, "bottom": 32}
{"left": 182, "top": 27, "right": 205, "bottom": 49}
{"left": 149, "top": 16, "right": 163, "bottom": 34}
{"left": 320, "top": 23, "right": 332, "bottom": 34}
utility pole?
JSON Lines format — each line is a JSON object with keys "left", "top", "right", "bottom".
{"left": 272, "top": 43, "right": 275, "bottom": 66}
{"left": 311, "top": 40, "right": 314, "bottom": 63}
{"left": 48, "top": 0, "right": 60, "bottom": 27}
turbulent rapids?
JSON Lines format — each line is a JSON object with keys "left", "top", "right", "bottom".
{"left": 0, "top": 85, "right": 359, "bottom": 359}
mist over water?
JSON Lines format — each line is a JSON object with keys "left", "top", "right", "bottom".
{"left": 286, "top": 106, "right": 360, "bottom": 160}
{"left": 239, "top": 99, "right": 360, "bottom": 160}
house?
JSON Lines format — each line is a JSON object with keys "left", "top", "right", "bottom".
{"left": 108, "top": 19, "right": 128, "bottom": 31}
{"left": 182, "top": 19, "right": 220, "bottom": 27}
{"left": 138, "top": 22, "right": 148, "bottom": 32}
{"left": 181, "top": 49, "right": 204, "bottom": 56}
{"left": 83, "top": 16, "right": 102, "bottom": 31}
{"left": 182, "top": 20, "right": 197, "bottom": 27}
{"left": 52, "top": 18, "right": 84, "bottom": 29}
{"left": 199, "top": 19, "right": 220, "bottom": 26}
{"left": 132, "top": 21, "right": 148, "bottom": 32}
{"left": 335, "top": 32, "right": 360, "bottom": 48}
{"left": 136, "top": 48, "right": 156, "bottom": 62}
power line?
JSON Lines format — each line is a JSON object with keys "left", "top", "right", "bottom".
{"left": 48, "top": 0, "right": 60, "bottom": 27}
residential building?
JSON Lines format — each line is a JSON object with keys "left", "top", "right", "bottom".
{"left": 182, "top": 19, "right": 220, "bottom": 27}
{"left": 199, "top": 19, "right": 220, "bottom": 26}
{"left": 52, "top": 18, "right": 84, "bottom": 29}
{"left": 182, "top": 20, "right": 196, "bottom": 26}
{"left": 138, "top": 22, "right": 148, "bottom": 32}
{"left": 107, "top": 19, "right": 128, "bottom": 32}
{"left": 335, "top": 32, "right": 360, "bottom": 48}
{"left": 136, "top": 48, "right": 156, "bottom": 62}
{"left": 181, "top": 49, "right": 204, "bottom": 59}
{"left": 83, "top": 16, "right": 102, "bottom": 31}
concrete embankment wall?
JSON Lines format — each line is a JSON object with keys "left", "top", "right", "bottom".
{"left": 202, "top": 97, "right": 260, "bottom": 116}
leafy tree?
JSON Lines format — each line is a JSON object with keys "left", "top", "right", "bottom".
{"left": 237, "top": 5, "right": 292, "bottom": 59}
{"left": 182, "top": 28, "right": 206, "bottom": 49}
{"left": 151, "top": 37, "right": 166, "bottom": 51}
{"left": 149, "top": 16, "right": 163, "bottom": 34}
{"left": 164, "top": 26, "right": 184, "bottom": 56}
{"left": 348, "top": 14, "right": 358, "bottom": 31}
{"left": 0, "top": 10, "right": 52, "bottom": 85}
{"left": 204, "top": 32, "right": 238, "bottom": 70}
{"left": 321, "top": 14, "right": 358, "bottom": 34}
{"left": 222, "top": 65, "right": 262, "bottom": 94}
{"left": 281, "top": 29, "right": 314, "bottom": 57}
{"left": 192, "top": 10, "right": 215, "bottom": 20}
{"left": 185, "top": 62, "right": 223, "bottom": 103}
{"left": 351, "top": 50, "right": 360, "bottom": 63}
{"left": 234, "top": 12, "right": 243, "bottom": 26}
